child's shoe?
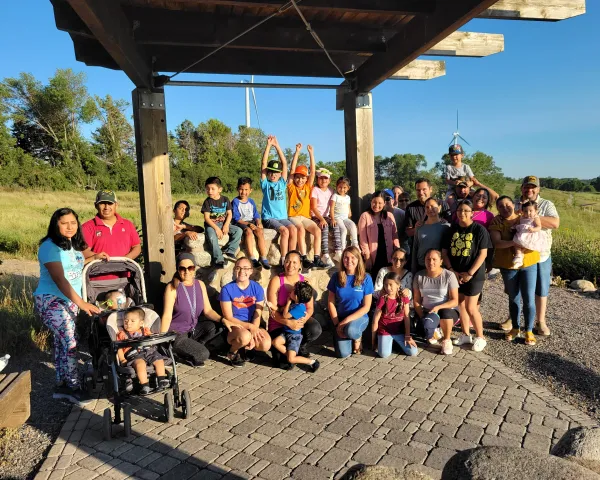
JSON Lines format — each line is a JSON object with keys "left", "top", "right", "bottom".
{"left": 322, "top": 255, "right": 335, "bottom": 268}
{"left": 140, "top": 383, "right": 152, "bottom": 395}
{"left": 260, "top": 258, "right": 271, "bottom": 270}
{"left": 301, "top": 256, "right": 314, "bottom": 269}
{"left": 251, "top": 258, "right": 261, "bottom": 269}
{"left": 309, "top": 359, "right": 320, "bottom": 373}
{"left": 512, "top": 253, "right": 524, "bottom": 268}
{"left": 157, "top": 376, "right": 170, "bottom": 389}
{"left": 312, "top": 256, "right": 327, "bottom": 269}
{"left": 332, "top": 251, "right": 342, "bottom": 263}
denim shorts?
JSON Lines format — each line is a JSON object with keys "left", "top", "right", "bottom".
{"left": 280, "top": 331, "right": 303, "bottom": 353}
{"left": 536, "top": 256, "right": 552, "bottom": 297}
{"left": 263, "top": 218, "right": 294, "bottom": 230}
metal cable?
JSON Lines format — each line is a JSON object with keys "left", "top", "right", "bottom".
{"left": 168, "top": 0, "right": 303, "bottom": 80}
{"left": 289, "top": 0, "right": 348, "bottom": 80}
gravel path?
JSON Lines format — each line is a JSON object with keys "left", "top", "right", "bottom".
{"left": 480, "top": 276, "right": 600, "bottom": 423}
{"left": 0, "top": 262, "right": 598, "bottom": 479}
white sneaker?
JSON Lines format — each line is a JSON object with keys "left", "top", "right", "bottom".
{"left": 428, "top": 328, "right": 443, "bottom": 345}
{"left": 487, "top": 268, "right": 500, "bottom": 279}
{"left": 452, "top": 333, "right": 473, "bottom": 346}
{"left": 441, "top": 339, "right": 453, "bottom": 355}
{"left": 332, "top": 251, "right": 342, "bottom": 263}
{"left": 322, "top": 255, "right": 335, "bottom": 268}
{"left": 472, "top": 337, "right": 487, "bottom": 352}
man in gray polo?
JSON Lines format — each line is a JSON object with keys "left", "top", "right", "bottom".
{"left": 514, "top": 175, "right": 559, "bottom": 336}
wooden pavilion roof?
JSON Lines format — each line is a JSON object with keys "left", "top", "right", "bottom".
{"left": 52, "top": 0, "right": 585, "bottom": 92}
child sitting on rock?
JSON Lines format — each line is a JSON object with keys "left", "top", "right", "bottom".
{"left": 270, "top": 281, "right": 320, "bottom": 372}
{"left": 117, "top": 307, "right": 169, "bottom": 394}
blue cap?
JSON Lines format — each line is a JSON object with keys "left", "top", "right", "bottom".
{"left": 422, "top": 312, "right": 441, "bottom": 339}
{"left": 449, "top": 144, "right": 464, "bottom": 155}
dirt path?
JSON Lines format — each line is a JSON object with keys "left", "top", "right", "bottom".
{"left": 0, "top": 258, "right": 39, "bottom": 278}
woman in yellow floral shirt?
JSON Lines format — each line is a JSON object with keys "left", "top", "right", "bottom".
{"left": 442, "top": 199, "right": 492, "bottom": 352}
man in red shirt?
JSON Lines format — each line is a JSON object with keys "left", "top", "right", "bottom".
{"left": 82, "top": 191, "right": 142, "bottom": 278}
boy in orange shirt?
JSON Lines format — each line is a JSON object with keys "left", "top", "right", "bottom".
{"left": 287, "top": 144, "right": 326, "bottom": 269}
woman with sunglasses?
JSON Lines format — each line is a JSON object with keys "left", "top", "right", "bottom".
{"left": 220, "top": 257, "right": 272, "bottom": 367}
{"left": 411, "top": 198, "right": 450, "bottom": 275}
{"left": 373, "top": 248, "right": 412, "bottom": 302}
{"left": 161, "top": 253, "right": 224, "bottom": 367}
{"left": 441, "top": 200, "right": 492, "bottom": 352}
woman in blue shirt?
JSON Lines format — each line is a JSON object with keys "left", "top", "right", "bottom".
{"left": 220, "top": 257, "right": 271, "bottom": 367}
{"left": 34, "top": 208, "right": 104, "bottom": 404}
{"left": 327, "top": 246, "right": 374, "bottom": 357}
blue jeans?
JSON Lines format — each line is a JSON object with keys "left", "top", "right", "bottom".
{"left": 500, "top": 265, "right": 537, "bottom": 332}
{"left": 333, "top": 314, "right": 369, "bottom": 358}
{"left": 205, "top": 222, "right": 242, "bottom": 263}
{"left": 377, "top": 334, "right": 418, "bottom": 358}
{"left": 536, "top": 256, "right": 552, "bottom": 297}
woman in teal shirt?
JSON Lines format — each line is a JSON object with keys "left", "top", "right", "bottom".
{"left": 34, "top": 208, "right": 104, "bottom": 404}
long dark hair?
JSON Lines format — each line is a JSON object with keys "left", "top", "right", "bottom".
{"left": 368, "top": 191, "right": 389, "bottom": 219}
{"left": 381, "top": 272, "right": 404, "bottom": 316}
{"left": 41, "top": 208, "right": 87, "bottom": 251}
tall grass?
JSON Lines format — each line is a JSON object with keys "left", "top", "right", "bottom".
{"left": 0, "top": 275, "right": 50, "bottom": 354}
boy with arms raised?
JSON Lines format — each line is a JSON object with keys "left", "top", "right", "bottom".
{"left": 202, "top": 176, "right": 243, "bottom": 269}
{"left": 232, "top": 177, "right": 271, "bottom": 270}
{"left": 260, "top": 135, "right": 300, "bottom": 265}
{"left": 287, "top": 143, "right": 327, "bottom": 269}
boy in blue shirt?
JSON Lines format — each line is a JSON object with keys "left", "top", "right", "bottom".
{"left": 232, "top": 177, "right": 271, "bottom": 270}
{"left": 270, "top": 281, "right": 320, "bottom": 372}
{"left": 260, "top": 135, "right": 301, "bottom": 266}
{"left": 201, "top": 176, "right": 243, "bottom": 269}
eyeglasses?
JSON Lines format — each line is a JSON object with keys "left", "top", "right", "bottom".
{"left": 235, "top": 267, "right": 253, "bottom": 272}
{"left": 178, "top": 265, "right": 196, "bottom": 273}
{"left": 392, "top": 257, "right": 406, "bottom": 263}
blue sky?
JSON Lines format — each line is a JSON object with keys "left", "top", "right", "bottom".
{"left": 1, "top": 1, "right": 599, "bottom": 179}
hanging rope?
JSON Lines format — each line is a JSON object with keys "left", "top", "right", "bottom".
{"left": 168, "top": 1, "right": 303, "bottom": 80}
{"left": 289, "top": 0, "right": 348, "bottom": 80}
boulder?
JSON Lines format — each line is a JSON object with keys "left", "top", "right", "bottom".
{"left": 552, "top": 427, "right": 600, "bottom": 474}
{"left": 441, "top": 447, "right": 600, "bottom": 480}
{"left": 340, "top": 465, "right": 434, "bottom": 480}
{"left": 570, "top": 280, "right": 597, "bottom": 293}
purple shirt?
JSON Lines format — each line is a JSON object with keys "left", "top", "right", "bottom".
{"left": 170, "top": 281, "right": 204, "bottom": 333}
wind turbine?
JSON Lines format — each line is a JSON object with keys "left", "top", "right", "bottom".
{"left": 242, "top": 75, "right": 261, "bottom": 130}
{"left": 449, "top": 110, "right": 470, "bottom": 147}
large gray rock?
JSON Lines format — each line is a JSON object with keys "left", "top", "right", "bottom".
{"left": 341, "top": 465, "right": 434, "bottom": 480}
{"left": 570, "top": 280, "right": 597, "bottom": 293}
{"left": 552, "top": 426, "right": 600, "bottom": 474}
{"left": 441, "top": 447, "right": 600, "bottom": 480}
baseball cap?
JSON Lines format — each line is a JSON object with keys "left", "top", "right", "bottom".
{"left": 293, "top": 165, "right": 308, "bottom": 177}
{"left": 449, "top": 144, "right": 464, "bottom": 155}
{"left": 521, "top": 175, "right": 539, "bottom": 187}
{"left": 95, "top": 190, "right": 117, "bottom": 204}
{"left": 422, "top": 312, "right": 441, "bottom": 340}
{"left": 455, "top": 177, "right": 469, "bottom": 187}
{"left": 316, "top": 168, "right": 332, "bottom": 178}
{"left": 266, "top": 160, "right": 283, "bottom": 172}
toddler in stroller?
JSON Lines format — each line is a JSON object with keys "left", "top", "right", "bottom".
{"left": 116, "top": 307, "right": 169, "bottom": 395}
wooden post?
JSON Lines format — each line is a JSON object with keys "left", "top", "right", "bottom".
{"left": 344, "top": 92, "right": 375, "bottom": 221}
{"left": 132, "top": 88, "right": 175, "bottom": 302}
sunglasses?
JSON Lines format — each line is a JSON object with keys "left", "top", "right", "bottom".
{"left": 392, "top": 257, "right": 406, "bottom": 262}
{"left": 234, "top": 267, "right": 253, "bottom": 272}
{"left": 178, "top": 265, "right": 196, "bottom": 273}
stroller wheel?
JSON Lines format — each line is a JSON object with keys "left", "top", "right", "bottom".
{"left": 181, "top": 390, "right": 192, "bottom": 419}
{"left": 103, "top": 408, "right": 112, "bottom": 440}
{"left": 164, "top": 393, "right": 174, "bottom": 423}
{"left": 123, "top": 404, "right": 132, "bottom": 437}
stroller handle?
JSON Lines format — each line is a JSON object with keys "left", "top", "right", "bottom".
{"left": 112, "top": 332, "right": 178, "bottom": 351}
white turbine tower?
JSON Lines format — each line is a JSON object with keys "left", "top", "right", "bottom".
{"left": 449, "top": 110, "right": 470, "bottom": 147}
{"left": 243, "top": 75, "right": 261, "bottom": 130}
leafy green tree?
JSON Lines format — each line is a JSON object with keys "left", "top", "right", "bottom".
{"left": 433, "top": 151, "right": 505, "bottom": 195}
{"left": 375, "top": 153, "right": 428, "bottom": 191}
{"left": 315, "top": 160, "right": 346, "bottom": 185}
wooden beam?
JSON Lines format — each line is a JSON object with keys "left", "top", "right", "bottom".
{"left": 132, "top": 89, "right": 176, "bottom": 296}
{"left": 189, "top": 0, "right": 436, "bottom": 15}
{"left": 390, "top": 60, "right": 446, "bottom": 80}
{"left": 425, "top": 32, "right": 503, "bottom": 57}
{"left": 480, "top": 0, "right": 585, "bottom": 21}
{"left": 352, "top": 0, "right": 499, "bottom": 93}
{"left": 65, "top": 0, "right": 152, "bottom": 88}
{"left": 344, "top": 93, "right": 375, "bottom": 220}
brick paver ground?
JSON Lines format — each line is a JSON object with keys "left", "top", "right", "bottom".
{"left": 35, "top": 344, "right": 598, "bottom": 480}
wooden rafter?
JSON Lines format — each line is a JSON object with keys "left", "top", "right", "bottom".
{"left": 481, "top": 0, "right": 585, "bottom": 21}
{"left": 352, "top": 0, "right": 499, "bottom": 93}
{"left": 425, "top": 32, "right": 503, "bottom": 57}
{"left": 390, "top": 60, "right": 445, "bottom": 80}
{"left": 65, "top": 0, "right": 152, "bottom": 88}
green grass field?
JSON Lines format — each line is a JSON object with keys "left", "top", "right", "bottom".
{"left": 1, "top": 185, "right": 599, "bottom": 283}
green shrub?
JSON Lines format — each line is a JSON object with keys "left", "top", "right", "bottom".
{"left": 552, "top": 230, "right": 600, "bottom": 284}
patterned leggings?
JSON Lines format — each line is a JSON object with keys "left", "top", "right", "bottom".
{"left": 312, "top": 217, "right": 341, "bottom": 254}
{"left": 35, "top": 294, "right": 80, "bottom": 388}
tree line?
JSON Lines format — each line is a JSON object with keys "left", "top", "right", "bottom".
{"left": 1, "top": 69, "right": 507, "bottom": 196}
{"left": 538, "top": 177, "right": 600, "bottom": 193}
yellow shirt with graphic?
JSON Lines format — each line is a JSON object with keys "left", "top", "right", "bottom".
{"left": 287, "top": 183, "right": 312, "bottom": 218}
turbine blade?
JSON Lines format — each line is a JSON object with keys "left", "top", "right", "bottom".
{"left": 251, "top": 87, "right": 261, "bottom": 130}
{"left": 458, "top": 135, "right": 471, "bottom": 146}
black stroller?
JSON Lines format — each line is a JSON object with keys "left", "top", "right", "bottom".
{"left": 81, "top": 257, "right": 192, "bottom": 439}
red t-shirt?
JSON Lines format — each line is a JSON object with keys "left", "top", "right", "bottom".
{"left": 82, "top": 214, "right": 141, "bottom": 280}
{"left": 376, "top": 295, "right": 410, "bottom": 336}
